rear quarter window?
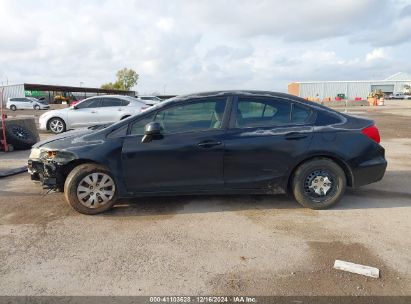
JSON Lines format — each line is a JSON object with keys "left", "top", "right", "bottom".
{"left": 291, "top": 103, "right": 312, "bottom": 124}
{"left": 315, "top": 111, "right": 342, "bottom": 126}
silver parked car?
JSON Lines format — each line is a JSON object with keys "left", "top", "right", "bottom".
{"left": 39, "top": 95, "right": 149, "bottom": 134}
{"left": 7, "top": 97, "right": 50, "bottom": 111}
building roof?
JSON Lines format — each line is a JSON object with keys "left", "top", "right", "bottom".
{"left": 384, "top": 72, "right": 411, "bottom": 81}
{"left": 22, "top": 83, "right": 133, "bottom": 94}
{"left": 291, "top": 72, "right": 411, "bottom": 84}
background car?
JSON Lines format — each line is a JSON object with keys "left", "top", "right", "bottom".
{"left": 137, "top": 95, "right": 162, "bottom": 106}
{"left": 70, "top": 100, "right": 81, "bottom": 106}
{"left": 28, "top": 91, "right": 387, "bottom": 215}
{"left": 6, "top": 97, "right": 50, "bottom": 111}
{"left": 388, "top": 92, "right": 411, "bottom": 99}
{"left": 39, "top": 95, "right": 149, "bottom": 134}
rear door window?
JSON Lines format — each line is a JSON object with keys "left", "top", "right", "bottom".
{"left": 101, "top": 97, "right": 123, "bottom": 107}
{"left": 235, "top": 97, "right": 291, "bottom": 128}
{"left": 10, "top": 98, "right": 24, "bottom": 102}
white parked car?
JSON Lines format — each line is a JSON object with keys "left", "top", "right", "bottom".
{"left": 388, "top": 92, "right": 411, "bottom": 99}
{"left": 7, "top": 97, "right": 50, "bottom": 111}
{"left": 39, "top": 95, "right": 149, "bottom": 134}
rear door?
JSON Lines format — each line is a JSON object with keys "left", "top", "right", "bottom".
{"left": 224, "top": 95, "right": 315, "bottom": 191}
{"left": 98, "top": 97, "right": 125, "bottom": 124}
{"left": 16, "top": 98, "right": 31, "bottom": 109}
{"left": 9, "top": 98, "right": 21, "bottom": 109}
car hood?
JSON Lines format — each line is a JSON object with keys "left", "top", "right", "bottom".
{"left": 33, "top": 128, "right": 97, "bottom": 149}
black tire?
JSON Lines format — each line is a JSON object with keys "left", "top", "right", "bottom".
{"left": 64, "top": 163, "right": 117, "bottom": 215}
{"left": 34, "top": 105, "right": 40, "bottom": 110}
{"left": 292, "top": 158, "right": 346, "bottom": 209}
{"left": 47, "top": 117, "right": 66, "bottom": 134}
{"left": 5, "top": 124, "right": 37, "bottom": 150}
{"left": 10, "top": 105, "right": 17, "bottom": 111}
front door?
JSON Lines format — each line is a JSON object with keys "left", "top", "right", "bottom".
{"left": 121, "top": 97, "right": 229, "bottom": 193}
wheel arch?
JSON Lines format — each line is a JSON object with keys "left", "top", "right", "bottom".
{"left": 286, "top": 154, "right": 354, "bottom": 192}
{"left": 57, "top": 159, "right": 101, "bottom": 188}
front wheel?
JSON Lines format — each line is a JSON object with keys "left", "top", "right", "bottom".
{"left": 64, "top": 164, "right": 117, "bottom": 214}
{"left": 48, "top": 117, "right": 66, "bottom": 134}
{"left": 34, "top": 105, "right": 40, "bottom": 110}
{"left": 292, "top": 158, "right": 346, "bottom": 209}
{"left": 10, "top": 105, "right": 17, "bottom": 111}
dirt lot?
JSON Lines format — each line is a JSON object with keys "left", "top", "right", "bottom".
{"left": 0, "top": 103, "right": 410, "bottom": 296}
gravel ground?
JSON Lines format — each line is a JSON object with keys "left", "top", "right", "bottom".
{"left": 0, "top": 103, "right": 410, "bottom": 296}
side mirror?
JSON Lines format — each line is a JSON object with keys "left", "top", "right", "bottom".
{"left": 73, "top": 105, "right": 78, "bottom": 110}
{"left": 142, "top": 122, "right": 161, "bottom": 143}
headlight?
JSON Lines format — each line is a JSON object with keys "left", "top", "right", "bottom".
{"left": 39, "top": 150, "right": 76, "bottom": 163}
{"left": 29, "top": 148, "right": 41, "bottom": 159}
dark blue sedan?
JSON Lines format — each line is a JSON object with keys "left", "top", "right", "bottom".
{"left": 28, "top": 91, "right": 387, "bottom": 214}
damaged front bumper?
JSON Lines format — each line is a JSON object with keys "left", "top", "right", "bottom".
{"left": 28, "top": 148, "right": 77, "bottom": 190}
{"left": 28, "top": 159, "right": 62, "bottom": 189}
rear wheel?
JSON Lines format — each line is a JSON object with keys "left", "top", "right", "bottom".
{"left": 64, "top": 164, "right": 117, "bottom": 215}
{"left": 48, "top": 117, "right": 66, "bottom": 134}
{"left": 10, "top": 105, "right": 17, "bottom": 111}
{"left": 292, "top": 158, "right": 346, "bottom": 209}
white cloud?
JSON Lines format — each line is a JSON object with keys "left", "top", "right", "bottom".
{"left": 366, "top": 48, "right": 389, "bottom": 61}
{"left": 0, "top": 0, "right": 409, "bottom": 94}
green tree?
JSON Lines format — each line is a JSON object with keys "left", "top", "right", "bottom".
{"left": 101, "top": 68, "right": 139, "bottom": 90}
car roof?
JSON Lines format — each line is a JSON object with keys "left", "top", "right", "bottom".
{"left": 171, "top": 90, "right": 303, "bottom": 99}
{"left": 87, "top": 94, "right": 135, "bottom": 99}
{"left": 168, "top": 90, "right": 314, "bottom": 105}
{"left": 163, "top": 90, "right": 342, "bottom": 114}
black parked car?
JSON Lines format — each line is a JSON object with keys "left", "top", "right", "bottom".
{"left": 28, "top": 91, "right": 387, "bottom": 214}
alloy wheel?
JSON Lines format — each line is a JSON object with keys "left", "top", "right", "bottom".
{"left": 49, "top": 119, "right": 64, "bottom": 133}
{"left": 11, "top": 126, "right": 31, "bottom": 140}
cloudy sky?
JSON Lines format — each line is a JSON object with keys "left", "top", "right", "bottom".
{"left": 0, "top": 0, "right": 411, "bottom": 94}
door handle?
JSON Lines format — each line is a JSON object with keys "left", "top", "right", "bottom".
{"left": 198, "top": 140, "right": 222, "bottom": 148}
{"left": 91, "top": 111, "right": 97, "bottom": 114}
{"left": 285, "top": 132, "right": 308, "bottom": 140}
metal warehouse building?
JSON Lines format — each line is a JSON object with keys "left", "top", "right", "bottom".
{"left": 288, "top": 72, "right": 411, "bottom": 100}
{"left": 0, "top": 83, "right": 135, "bottom": 105}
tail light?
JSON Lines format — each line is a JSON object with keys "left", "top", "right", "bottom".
{"left": 362, "top": 124, "right": 380, "bottom": 143}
